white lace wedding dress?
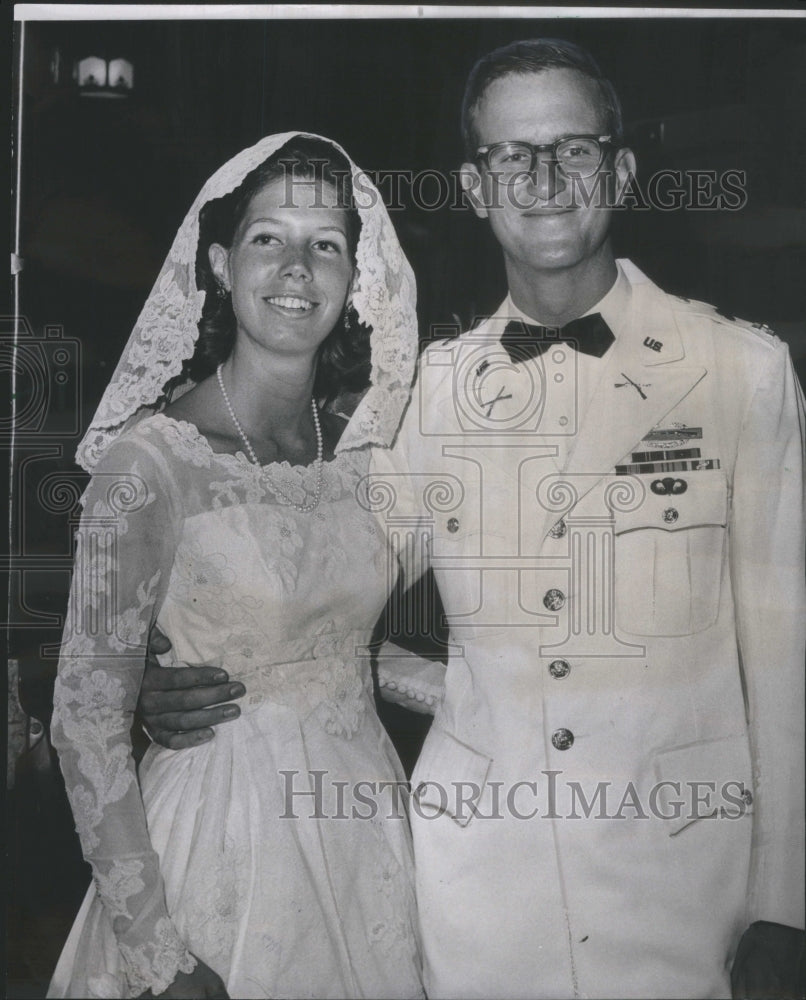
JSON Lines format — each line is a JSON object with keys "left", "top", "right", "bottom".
{"left": 48, "top": 414, "right": 422, "bottom": 999}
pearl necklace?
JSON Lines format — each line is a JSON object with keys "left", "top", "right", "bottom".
{"left": 216, "top": 363, "right": 323, "bottom": 513}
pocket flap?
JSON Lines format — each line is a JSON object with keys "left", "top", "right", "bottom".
{"left": 653, "top": 734, "right": 754, "bottom": 835}
{"left": 411, "top": 728, "right": 492, "bottom": 828}
{"left": 614, "top": 471, "right": 728, "bottom": 534}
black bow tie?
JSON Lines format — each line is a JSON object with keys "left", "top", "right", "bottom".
{"left": 500, "top": 314, "right": 615, "bottom": 363}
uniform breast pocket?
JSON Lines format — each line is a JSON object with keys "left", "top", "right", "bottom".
{"left": 612, "top": 471, "right": 728, "bottom": 636}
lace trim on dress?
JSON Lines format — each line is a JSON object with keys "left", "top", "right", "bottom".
{"left": 93, "top": 859, "right": 146, "bottom": 922}
{"left": 119, "top": 917, "right": 197, "bottom": 998}
{"left": 140, "top": 414, "right": 366, "bottom": 509}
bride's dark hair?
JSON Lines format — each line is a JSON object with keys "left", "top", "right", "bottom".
{"left": 180, "top": 137, "right": 370, "bottom": 403}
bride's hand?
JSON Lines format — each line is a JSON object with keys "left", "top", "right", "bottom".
{"left": 138, "top": 957, "right": 229, "bottom": 998}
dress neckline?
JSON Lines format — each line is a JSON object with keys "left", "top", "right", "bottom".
{"left": 149, "top": 412, "right": 348, "bottom": 475}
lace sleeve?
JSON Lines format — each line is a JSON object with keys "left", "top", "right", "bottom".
{"left": 50, "top": 431, "right": 197, "bottom": 997}
{"left": 376, "top": 643, "right": 446, "bottom": 716}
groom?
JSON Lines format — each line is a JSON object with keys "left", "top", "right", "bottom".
{"left": 139, "top": 38, "right": 805, "bottom": 998}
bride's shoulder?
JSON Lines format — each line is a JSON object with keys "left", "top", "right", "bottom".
{"left": 162, "top": 375, "right": 218, "bottom": 433}
{"left": 100, "top": 409, "right": 211, "bottom": 477}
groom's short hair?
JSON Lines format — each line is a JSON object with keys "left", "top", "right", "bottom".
{"left": 461, "top": 38, "right": 624, "bottom": 159}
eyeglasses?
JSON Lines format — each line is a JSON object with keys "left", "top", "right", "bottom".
{"left": 475, "top": 135, "right": 613, "bottom": 181}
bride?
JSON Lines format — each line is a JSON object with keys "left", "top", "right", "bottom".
{"left": 48, "top": 133, "right": 424, "bottom": 999}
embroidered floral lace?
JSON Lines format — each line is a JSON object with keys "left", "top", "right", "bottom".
{"left": 52, "top": 133, "right": 420, "bottom": 997}
{"left": 51, "top": 416, "right": 418, "bottom": 995}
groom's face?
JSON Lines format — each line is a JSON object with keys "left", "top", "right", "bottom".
{"left": 462, "top": 68, "right": 634, "bottom": 277}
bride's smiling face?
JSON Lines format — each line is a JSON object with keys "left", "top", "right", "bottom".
{"left": 210, "top": 176, "right": 355, "bottom": 357}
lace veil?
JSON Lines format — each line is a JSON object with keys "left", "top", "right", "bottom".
{"left": 75, "top": 132, "right": 418, "bottom": 473}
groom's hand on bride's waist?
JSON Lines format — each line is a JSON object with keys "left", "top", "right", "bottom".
{"left": 138, "top": 626, "right": 246, "bottom": 750}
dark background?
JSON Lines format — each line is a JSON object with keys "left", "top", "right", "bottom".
{"left": 7, "top": 12, "right": 806, "bottom": 997}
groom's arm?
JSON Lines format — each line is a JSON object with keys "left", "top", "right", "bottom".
{"left": 138, "top": 627, "right": 245, "bottom": 749}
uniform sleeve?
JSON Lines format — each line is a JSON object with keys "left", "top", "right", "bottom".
{"left": 50, "top": 433, "right": 197, "bottom": 997}
{"left": 730, "top": 339, "right": 806, "bottom": 929}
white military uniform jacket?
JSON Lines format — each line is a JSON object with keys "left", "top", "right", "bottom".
{"left": 372, "top": 260, "right": 805, "bottom": 999}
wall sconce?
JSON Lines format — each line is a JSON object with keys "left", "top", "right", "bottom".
{"left": 75, "top": 55, "right": 134, "bottom": 98}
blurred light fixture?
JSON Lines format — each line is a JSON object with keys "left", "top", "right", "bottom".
{"left": 75, "top": 55, "right": 133, "bottom": 98}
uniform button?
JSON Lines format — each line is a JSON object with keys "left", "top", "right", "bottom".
{"left": 548, "top": 519, "right": 567, "bottom": 539}
{"left": 548, "top": 659, "right": 571, "bottom": 679}
{"left": 447, "top": 517, "right": 460, "bottom": 533}
{"left": 543, "top": 588, "right": 565, "bottom": 611}
{"left": 662, "top": 507, "right": 679, "bottom": 524}
{"left": 551, "top": 728, "right": 574, "bottom": 751}
{"left": 741, "top": 788, "right": 753, "bottom": 807}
